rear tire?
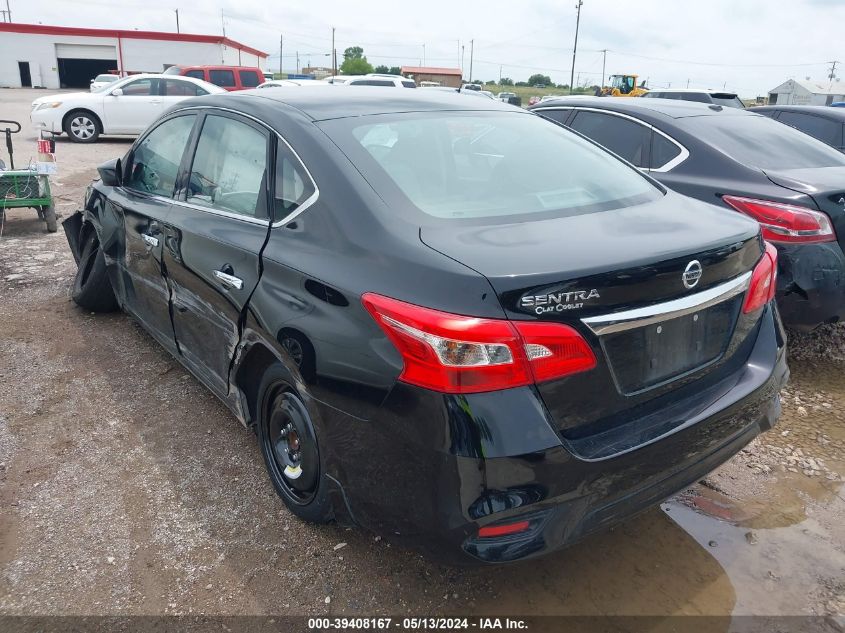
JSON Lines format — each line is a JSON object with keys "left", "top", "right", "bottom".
{"left": 43, "top": 205, "right": 57, "bottom": 233}
{"left": 64, "top": 110, "right": 101, "bottom": 143}
{"left": 71, "top": 225, "right": 118, "bottom": 312}
{"left": 257, "top": 365, "right": 333, "bottom": 523}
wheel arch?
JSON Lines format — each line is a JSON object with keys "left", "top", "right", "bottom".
{"left": 233, "top": 338, "right": 296, "bottom": 428}
{"left": 62, "top": 108, "right": 103, "bottom": 135}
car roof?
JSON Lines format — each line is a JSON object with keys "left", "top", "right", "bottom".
{"left": 749, "top": 104, "right": 845, "bottom": 119}
{"left": 530, "top": 96, "right": 754, "bottom": 119}
{"left": 239, "top": 85, "right": 517, "bottom": 120}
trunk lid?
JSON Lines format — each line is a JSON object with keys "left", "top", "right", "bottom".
{"left": 420, "top": 193, "right": 763, "bottom": 448}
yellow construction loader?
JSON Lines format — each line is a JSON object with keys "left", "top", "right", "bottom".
{"left": 596, "top": 74, "right": 649, "bottom": 97}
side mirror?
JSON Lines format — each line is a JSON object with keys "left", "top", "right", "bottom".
{"left": 110, "top": 88, "right": 123, "bottom": 97}
{"left": 98, "top": 157, "right": 122, "bottom": 187}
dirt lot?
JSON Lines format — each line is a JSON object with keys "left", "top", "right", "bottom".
{"left": 1, "top": 88, "right": 844, "bottom": 621}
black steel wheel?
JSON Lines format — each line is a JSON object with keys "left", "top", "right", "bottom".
{"left": 257, "top": 365, "right": 332, "bottom": 522}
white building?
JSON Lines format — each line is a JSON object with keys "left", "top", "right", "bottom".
{"left": 0, "top": 23, "right": 268, "bottom": 90}
{"left": 768, "top": 78, "right": 845, "bottom": 106}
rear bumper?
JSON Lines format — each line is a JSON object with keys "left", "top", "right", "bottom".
{"left": 330, "top": 304, "right": 787, "bottom": 565}
{"left": 775, "top": 241, "right": 845, "bottom": 330}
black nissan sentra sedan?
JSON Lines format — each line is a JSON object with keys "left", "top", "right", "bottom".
{"left": 529, "top": 97, "right": 845, "bottom": 330}
{"left": 64, "top": 88, "right": 787, "bottom": 564}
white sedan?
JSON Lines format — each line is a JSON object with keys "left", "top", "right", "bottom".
{"left": 31, "top": 74, "right": 224, "bottom": 143}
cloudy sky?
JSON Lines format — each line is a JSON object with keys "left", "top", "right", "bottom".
{"left": 16, "top": 0, "right": 845, "bottom": 96}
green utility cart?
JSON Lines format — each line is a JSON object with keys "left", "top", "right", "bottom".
{"left": 0, "top": 120, "right": 57, "bottom": 233}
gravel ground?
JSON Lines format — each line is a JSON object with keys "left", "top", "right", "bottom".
{"left": 1, "top": 88, "right": 843, "bottom": 619}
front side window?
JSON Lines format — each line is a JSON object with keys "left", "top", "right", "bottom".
{"left": 569, "top": 110, "right": 650, "bottom": 167}
{"left": 209, "top": 69, "right": 235, "bottom": 87}
{"left": 274, "top": 140, "right": 316, "bottom": 219}
{"left": 239, "top": 70, "right": 261, "bottom": 87}
{"left": 121, "top": 79, "right": 156, "bottom": 96}
{"left": 125, "top": 115, "right": 196, "bottom": 196}
{"left": 186, "top": 115, "right": 268, "bottom": 218}
{"left": 319, "top": 111, "right": 659, "bottom": 222}
{"left": 686, "top": 114, "right": 845, "bottom": 170}
{"left": 536, "top": 108, "right": 570, "bottom": 125}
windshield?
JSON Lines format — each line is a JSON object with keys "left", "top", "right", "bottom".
{"left": 320, "top": 111, "right": 661, "bottom": 222}
{"left": 686, "top": 114, "right": 845, "bottom": 170}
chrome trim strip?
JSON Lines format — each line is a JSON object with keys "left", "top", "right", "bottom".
{"left": 533, "top": 105, "right": 690, "bottom": 173}
{"left": 167, "top": 105, "right": 321, "bottom": 228}
{"left": 581, "top": 271, "right": 752, "bottom": 336}
{"left": 170, "top": 198, "right": 270, "bottom": 226}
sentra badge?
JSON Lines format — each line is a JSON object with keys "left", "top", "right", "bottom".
{"left": 520, "top": 289, "right": 600, "bottom": 315}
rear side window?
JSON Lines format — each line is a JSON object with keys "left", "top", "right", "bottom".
{"left": 239, "top": 70, "right": 261, "bottom": 87}
{"left": 184, "top": 69, "right": 204, "bottom": 80}
{"left": 569, "top": 110, "right": 650, "bottom": 167}
{"left": 650, "top": 132, "right": 682, "bottom": 170}
{"left": 402, "top": 81, "right": 416, "bottom": 88}
{"left": 685, "top": 115, "right": 845, "bottom": 169}
{"left": 186, "top": 115, "right": 269, "bottom": 218}
{"left": 320, "top": 111, "right": 659, "bottom": 222}
{"left": 209, "top": 69, "right": 236, "bottom": 87}
{"left": 777, "top": 111, "right": 843, "bottom": 147}
{"left": 274, "top": 140, "right": 316, "bottom": 219}
{"left": 125, "top": 115, "right": 196, "bottom": 197}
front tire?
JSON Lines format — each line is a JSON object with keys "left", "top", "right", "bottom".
{"left": 71, "top": 225, "right": 118, "bottom": 312}
{"left": 257, "top": 365, "right": 333, "bottom": 523}
{"left": 64, "top": 110, "right": 101, "bottom": 143}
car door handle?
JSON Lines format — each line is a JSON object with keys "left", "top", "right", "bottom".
{"left": 214, "top": 269, "right": 244, "bottom": 290}
{"left": 142, "top": 234, "right": 159, "bottom": 247}
{"left": 150, "top": 99, "right": 162, "bottom": 104}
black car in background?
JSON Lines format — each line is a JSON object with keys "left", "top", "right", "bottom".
{"left": 64, "top": 88, "right": 786, "bottom": 564}
{"left": 750, "top": 105, "right": 845, "bottom": 152}
{"left": 530, "top": 97, "right": 845, "bottom": 330}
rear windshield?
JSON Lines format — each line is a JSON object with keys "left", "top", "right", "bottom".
{"left": 710, "top": 94, "right": 744, "bottom": 108}
{"left": 686, "top": 114, "right": 845, "bottom": 170}
{"left": 320, "top": 111, "right": 661, "bottom": 222}
{"left": 94, "top": 74, "right": 117, "bottom": 82}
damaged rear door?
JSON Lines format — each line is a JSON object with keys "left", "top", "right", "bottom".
{"left": 160, "top": 111, "right": 272, "bottom": 398}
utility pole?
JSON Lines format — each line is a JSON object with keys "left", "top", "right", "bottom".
{"left": 686, "top": 78, "right": 690, "bottom": 88}
{"left": 174, "top": 9, "right": 179, "bottom": 33}
{"left": 422, "top": 43, "right": 426, "bottom": 66}
{"left": 296, "top": 51, "right": 300, "bottom": 74}
{"left": 499, "top": 64, "right": 502, "bottom": 85}
{"left": 221, "top": 9, "right": 226, "bottom": 36}
{"left": 828, "top": 60, "right": 839, "bottom": 87}
{"left": 600, "top": 48, "right": 607, "bottom": 87}
{"left": 3, "top": 0, "right": 11, "bottom": 22}
{"left": 569, "top": 0, "right": 583, "bottom": 94}
{"left": 332, "top": 27, "right": 336, "bottom": 77}
{"left": 469, "top": 39, "right": 474, "bottom": 84}
{"left": 278, "top": 35, "right": 283, "bottom": 75}
{"left": 461, "top": 45, "right": 465, "bottom": 79}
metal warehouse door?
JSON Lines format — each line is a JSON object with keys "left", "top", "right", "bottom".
{"left": 55, "top": 44, "right": 118, "bottom": 89}
{"left": 55, "top": 44, "right": 117, "bottom": 59}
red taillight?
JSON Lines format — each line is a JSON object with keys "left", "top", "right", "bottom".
{"left": 722, "top": 195, "right": 836, "bottom": 244}
{"left": 478, "top": 520, "right": 531, "bottom": 538}
{"left": 361, "top": 293, "right": 596, "bottom": 394}
{"left": 742, "top": 242, "right": 778, "bottom": 314}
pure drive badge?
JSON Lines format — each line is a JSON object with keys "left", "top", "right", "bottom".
{"left": 520, "top": 289, "right": 600, "bottom": 315}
